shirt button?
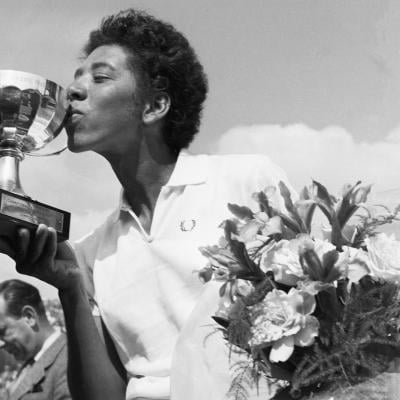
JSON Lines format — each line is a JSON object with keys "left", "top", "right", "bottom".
{"left": 147, "top": 235, "right": 154, "bottom": 243}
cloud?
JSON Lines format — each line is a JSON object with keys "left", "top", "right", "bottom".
{"left": 215, "top": 123, "right": 400, "bottom": 206}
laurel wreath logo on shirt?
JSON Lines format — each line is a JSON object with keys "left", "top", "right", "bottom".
{"left": 180, "top": 219, "right": 196, "bottom": 232}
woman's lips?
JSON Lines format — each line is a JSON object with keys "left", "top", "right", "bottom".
{"left": 70, "top": 113, "right": 83, "bottom": 123}
{"left": 66, "top": 110, "right": 84, "bottom": 128}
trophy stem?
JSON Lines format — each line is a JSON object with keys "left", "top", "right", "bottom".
{"left": 0, "top": 150, "right": 25, "bottom": 195}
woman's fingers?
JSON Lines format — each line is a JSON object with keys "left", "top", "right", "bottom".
{"left": 13, "top": 225, "right": 79, "bottom": 290}
{"left": 15, "top": 225, "right": 56, "bottom": 276}
{"left": 15, "top": 228, "right": 31, "bottom": 266}
{"left": 42, "top": 227, "right": 58, "bottom": 262}
{"left": 29, "top": 224, "right": 49, "bottom": 264}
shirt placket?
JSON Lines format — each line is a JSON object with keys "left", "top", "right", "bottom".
{"left": 124, "top": 186, "right": 172, "bottom": 243}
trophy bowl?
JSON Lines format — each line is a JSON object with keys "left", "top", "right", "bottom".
{"left": 0, "top": 70, "right": 70, "bottom": 241}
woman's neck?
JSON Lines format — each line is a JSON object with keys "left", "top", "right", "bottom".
{"left": 105, "top": 138, "right": 177, "bottom": 230}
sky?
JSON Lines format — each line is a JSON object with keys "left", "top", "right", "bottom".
{"left": 1, "top": 0, "right": 400, "bottom": 297}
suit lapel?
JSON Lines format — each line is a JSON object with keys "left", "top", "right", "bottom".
{"left": 9, "top": 334, "right": 66, "bottom": 400}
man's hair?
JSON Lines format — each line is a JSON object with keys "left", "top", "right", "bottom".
{"left": 0, "top": 280, "right": 46, "bottom": 318}
{"left": 83, "top": 8, "right": 209, "bottom": 153}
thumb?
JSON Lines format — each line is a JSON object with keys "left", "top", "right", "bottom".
{"left": 56, "top": 240, "right": 77, "bottom": 262}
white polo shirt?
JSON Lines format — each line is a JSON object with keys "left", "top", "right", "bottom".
{"left": 74, "top": 151, "right": 295, "bottom": 400}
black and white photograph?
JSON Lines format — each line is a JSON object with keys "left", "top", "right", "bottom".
{"left": 0, "top": 1, "right": 399, "bottom": 399}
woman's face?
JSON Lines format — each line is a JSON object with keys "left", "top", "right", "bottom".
{"left": 65, "top": 44, "right": 144, "bottom": 155}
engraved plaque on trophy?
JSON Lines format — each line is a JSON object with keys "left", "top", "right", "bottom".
{"left": 0, "top": 70, "right": 70, "bottom": 241}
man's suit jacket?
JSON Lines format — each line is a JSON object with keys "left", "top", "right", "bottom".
{"left": 8, "top": 333, "right": 71, "bottom": 400}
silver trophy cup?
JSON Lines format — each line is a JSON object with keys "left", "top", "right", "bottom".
{"left": 0, "top": 70, "right": 70, "bottom": 241}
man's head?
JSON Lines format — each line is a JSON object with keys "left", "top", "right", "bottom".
{"left": 0, "top": 280, "right": 50, "bottom": 362}
{"left": 82, "top": 8, "right": 208, "bottom": 154}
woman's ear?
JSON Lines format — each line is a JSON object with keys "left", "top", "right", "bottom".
{"left": 142, "top": 92, "right": 171, "bottom": 125}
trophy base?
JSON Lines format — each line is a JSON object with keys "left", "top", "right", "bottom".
{"left": 0, "top": 189, "right": 70, "bottom": 242}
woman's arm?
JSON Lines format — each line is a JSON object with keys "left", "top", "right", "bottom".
{"left": 59, "top": 284, "right": 126, "bottom": 400}
{"left": 0, "top": 224, "right": 127, "bottom": 400}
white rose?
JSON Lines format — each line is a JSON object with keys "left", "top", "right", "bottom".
{"left": 263, "top": 239, "right": 304, "bottom": 286}
{"left": 264, "top": 236, "right": 336, "bottom": 286}
{"left": 365, "top": 233, "right": 400, "bottom": 282}
{"left": 338, "top": 246, "right": 371, "bottom": 283}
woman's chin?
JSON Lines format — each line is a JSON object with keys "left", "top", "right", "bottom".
{"left": 67, "top": 137, "right": 89, "bottom": 153}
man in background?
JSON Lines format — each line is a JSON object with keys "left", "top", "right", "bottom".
{"left": 0, "top": 279, "right": 70, "bottom": 400}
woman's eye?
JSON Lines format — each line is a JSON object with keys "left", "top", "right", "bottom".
{"left": 93, "top": 75, "right": 110, "bottom": 82}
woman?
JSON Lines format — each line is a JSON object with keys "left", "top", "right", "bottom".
{"left": 0, "top": 9, "right": 295, "bottom": 400}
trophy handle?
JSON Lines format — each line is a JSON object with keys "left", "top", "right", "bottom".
{"left": 26, "top": 145, "right": 67, "bottom": 157}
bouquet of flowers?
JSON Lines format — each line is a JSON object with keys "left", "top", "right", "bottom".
{"left": 199, "top": 181, "right": 400, "bottom": 399}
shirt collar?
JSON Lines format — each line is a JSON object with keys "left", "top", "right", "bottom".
{"left": 34, "top": 329, "right": 61, "bottom": 362}
{"left": 164, "top": 150, "right": 208, "bottom": 187}
{"left": 114, "top": 150, "right": 208, "bottom": 220}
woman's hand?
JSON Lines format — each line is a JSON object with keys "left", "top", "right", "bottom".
{"left": 0, "top": 224, "right": 82, "bottom": 291}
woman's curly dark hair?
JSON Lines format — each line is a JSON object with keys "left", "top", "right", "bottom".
{"left": 83, "top": 9, "right": 208, "bottom": 153}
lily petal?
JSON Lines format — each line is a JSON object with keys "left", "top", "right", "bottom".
{"left": 238, "top": 220, "right": 263, "bottom": 243}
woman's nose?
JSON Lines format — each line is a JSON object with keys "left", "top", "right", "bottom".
{"left": 66, "top": 80, "right": 87, "bottom": 102}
